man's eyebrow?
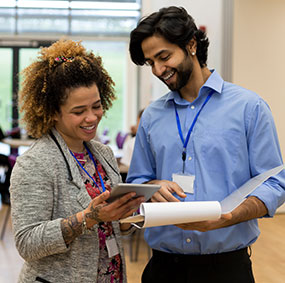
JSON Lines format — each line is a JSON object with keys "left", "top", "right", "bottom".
{"left": 154, "top": 50, "right": 168, "bottom": 58}
{"left": 145, "top": 49, "right": 168, "bottom": 61}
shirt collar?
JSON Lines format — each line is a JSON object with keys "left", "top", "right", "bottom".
{"left": 165, "top": 69, "right": 224, "bottom": 105}
{"left": 202, "top": 69, "right": 223, "bottom": 94}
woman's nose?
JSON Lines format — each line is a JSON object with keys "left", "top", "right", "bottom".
{"left": 85, "top": 110, "right": 98, "bottom": 122}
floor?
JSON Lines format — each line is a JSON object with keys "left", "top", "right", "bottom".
{"left": 0, "top": 203, "right": 285, "bottom": 283}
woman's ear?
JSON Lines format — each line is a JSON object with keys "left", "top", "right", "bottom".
{"left": 53, "top": 112, "right": 59, "bottom": 122}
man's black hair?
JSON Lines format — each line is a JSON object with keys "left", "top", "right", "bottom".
{"left": 129, "top": 6, "right": 209, "bottom": 67}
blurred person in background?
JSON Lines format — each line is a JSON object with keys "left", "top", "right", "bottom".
{"left": 120, "top": 109, "right": 144, "bottom": 168}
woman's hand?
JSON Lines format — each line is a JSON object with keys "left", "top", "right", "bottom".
{"left": 61, "top": 190, "right": 144, "bottom": 245}
{"left": 147, "top": 180, "right": 186, "bottom": 202}
{"left": 85, "top": 190, "right": 145, "bottom": 228}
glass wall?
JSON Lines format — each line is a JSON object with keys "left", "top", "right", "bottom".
{"left": 0, "top": 1, "right": 140, "bottom": 146}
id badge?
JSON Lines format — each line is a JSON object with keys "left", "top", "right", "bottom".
{"left": 172, "top": 173, "right": 195, "bottom": 194}
{"left": 106, "top": 236, "right": 119, "bottom": 258}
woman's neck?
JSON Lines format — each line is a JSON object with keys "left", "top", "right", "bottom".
{"left": 68, "top": 143, "right": 85, "bottom": 153}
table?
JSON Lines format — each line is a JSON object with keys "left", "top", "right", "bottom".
{"left": 2, "top": 138, "right": 34, "bottom": 148}
{"left": 2, "top": 138, "right": 34, "bottom": 155}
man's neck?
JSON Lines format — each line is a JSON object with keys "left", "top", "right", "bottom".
{"left": 180, "top": 67, "right": 211, "bottom": 102}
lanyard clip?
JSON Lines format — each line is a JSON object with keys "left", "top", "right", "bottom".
{"left": 182, "top": 149, "right": 186, "bottom": 161}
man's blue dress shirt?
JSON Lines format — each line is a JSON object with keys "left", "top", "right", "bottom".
{"left": 127, "top": 70, "right": 285, "bottom": 254}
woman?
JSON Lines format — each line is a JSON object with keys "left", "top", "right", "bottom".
{"left": 10, "top": 39, "right": 144, "bottom": 283}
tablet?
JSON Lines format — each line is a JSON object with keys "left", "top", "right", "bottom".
{"left": 107, "top": 183, "right": 161, "bottom": 203}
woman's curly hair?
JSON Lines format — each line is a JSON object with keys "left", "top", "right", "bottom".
{"left": 19, "top": 39, "right": 116, "bottom": 138}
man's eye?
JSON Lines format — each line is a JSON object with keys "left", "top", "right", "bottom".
{"left": 161, "top": 55, "right": 170, "bottom": 61}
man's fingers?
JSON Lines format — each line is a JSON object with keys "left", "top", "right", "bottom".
{"left": 151, "top": 191, "right": 168, "bottom": 202}
{"left": 152, "top": 186, "right": 180, "bottom": 202}
{"left": 167, "top": 182, "right": 186, "bottom": 198}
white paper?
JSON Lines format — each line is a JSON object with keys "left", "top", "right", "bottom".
{"left": 121, "top": 201, "right": 221, "bottom": 228}
{"left": 220, "top": 164, "right": 284, "bottom": 213}
{"left": 120, "top": 164, "right": 284, "bottom": 228}
{"left": 147, "top": 201, "right": 220, "bottom": 227}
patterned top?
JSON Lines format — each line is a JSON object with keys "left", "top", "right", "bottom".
{"left": 73, "top": 150, "right": 123, "bottom": 283}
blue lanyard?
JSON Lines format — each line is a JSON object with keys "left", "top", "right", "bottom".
{"left": 70, "top": 144, "right": 106, "bottom": 193}
{"left": 174, "top": 91, "right": 213, "bottom": 173}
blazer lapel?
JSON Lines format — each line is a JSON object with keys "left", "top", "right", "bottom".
{"left": 88, "top": 143, "right": 121, "bottom": 187}
{"left": 50, "top": 128, "right": 91, "bottom": 209}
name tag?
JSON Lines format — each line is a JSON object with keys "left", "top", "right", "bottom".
{"left": 172, "top": 173, "right": 195, "bottom": 194}
{"left": 106, "top": 236, "right": 119, "bottom": 258}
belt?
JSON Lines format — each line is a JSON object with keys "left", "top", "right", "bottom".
{"left": 152, "top": 247, "right": 250, "bottom": 265}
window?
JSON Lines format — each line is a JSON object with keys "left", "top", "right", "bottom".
{"left": 0, "top": 1, "right": 140, "bottom": 146}
{"left": 0, "top": 0, "right": 141, "bottom": 36}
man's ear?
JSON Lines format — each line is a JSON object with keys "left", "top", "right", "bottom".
{"left": 186, "top": 38, "right": 197, "bottom": 54}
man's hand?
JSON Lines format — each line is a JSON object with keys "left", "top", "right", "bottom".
{"left": 147, "top": 180, "right": 186, "bottom": 202}
{"left": 175, "top": 196, "right": 267, "bottom": 232}
{"left": 175, "top": 213, "right": 232, "bottom": 231}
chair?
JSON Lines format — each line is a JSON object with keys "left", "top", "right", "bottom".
{"left": 0, "top": 154, "right": 13, "bottom": 240}
{"left": 0, "top": 127, "right": 5, "bottom": 141}
{"left": 0, "top": 205, "right": 11, "bottom": 240}
{"left": 98, "top": 128, "right": 110, "bottom": 145}
{"left": 116, "top": 132, "right": 129, "bottom": 149}
{"left": 129, "top": 228, "right": 152, "bottom": 262}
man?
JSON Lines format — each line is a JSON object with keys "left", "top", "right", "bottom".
{"left": 127, "top": 6, "right": 285, "bottom": 283}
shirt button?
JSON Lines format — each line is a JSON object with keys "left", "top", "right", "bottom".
{"left": 188, "top": 156, "right": 192, "bottom": 161}
{"left": 191, "top": 105, "right": 195, "bottom": 109}
{"left": 186, "top": 238, "right": 191, "bottom": 243}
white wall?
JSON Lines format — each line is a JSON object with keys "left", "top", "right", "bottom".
{"left": 232, "top": 0, "right": 285, "bottom": 213}
{"left": 139, "top": 0, "right": 223, "bottom": 105}
{"left": 232, "top": 0, "right": 285, "bottom": 157}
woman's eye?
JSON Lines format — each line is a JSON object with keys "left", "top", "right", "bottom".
{"left": 73, "top": 111, "right": 84, "bottom": 115}
{"left": 93, "top": 105, "right": 102, "bottom": 110}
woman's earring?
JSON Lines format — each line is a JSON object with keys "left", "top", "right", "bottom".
{"left": 191, "top": 52, "right": 196, "bottom": 56}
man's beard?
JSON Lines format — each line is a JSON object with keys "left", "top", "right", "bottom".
{"left": 162, "top": 54, "right": 193, "bottom": 91}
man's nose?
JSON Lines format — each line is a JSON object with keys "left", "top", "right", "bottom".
{"left": 152, "top": 62, "right": 166, "bottom": 77}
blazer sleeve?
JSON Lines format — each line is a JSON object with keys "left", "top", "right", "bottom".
{"left": 10, "top": 153, "right": 69, "bottom": 261}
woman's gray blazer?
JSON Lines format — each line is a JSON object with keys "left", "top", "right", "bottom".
{"left": 10, "top": 129, "right": 127, "bottom": 283}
